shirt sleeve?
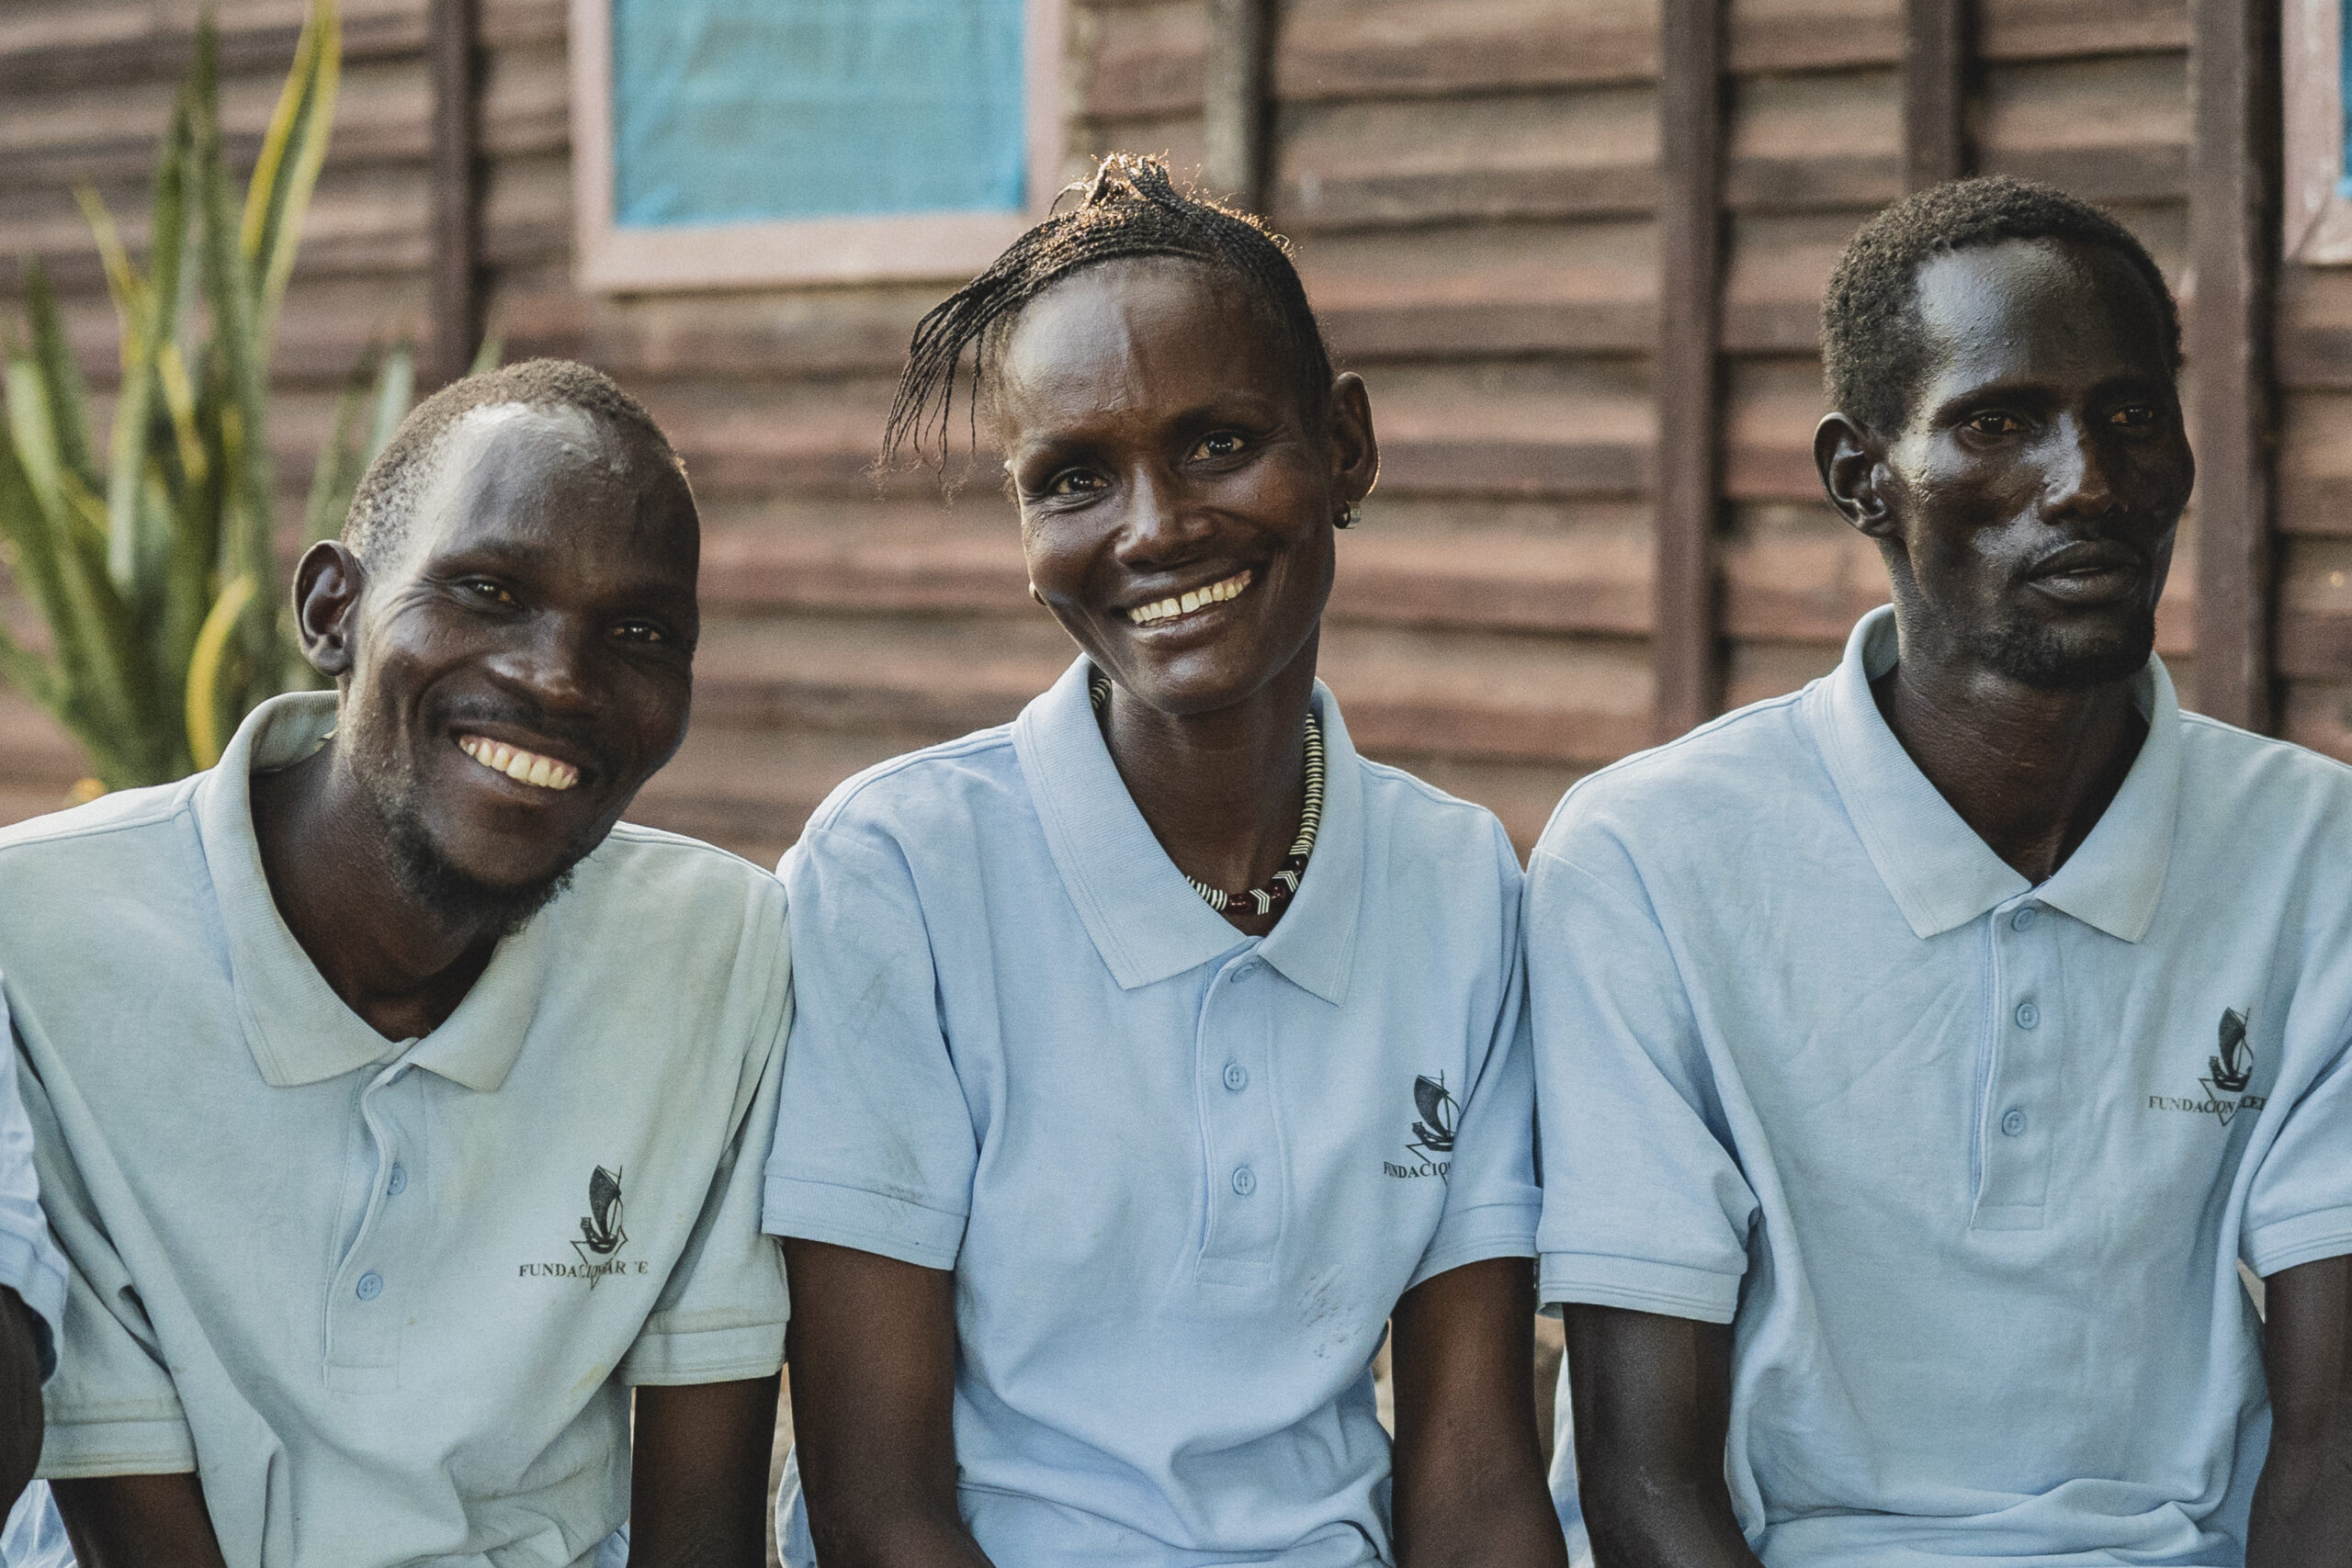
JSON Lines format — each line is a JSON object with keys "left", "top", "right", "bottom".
{"left": 1528, "top": 841, "right": 1759, "bottom": 1324}
{"left": 2241, "top": 1027, "right": 2352, "bottom": 1279}
{"left": 618, "top": 886, "right": 795, "bottom": 1386}
{"left": 761, "top": 823, "right": 977, "bottom": 1272}
{"left": 1408, "top": 821, "right": 1541, "bottom": 1291}
{"left": 0, "top": 995, "right": 65, "bottom": 1378}
{"left": 10, "top": 1029, "right": 195, "bottom": 1476}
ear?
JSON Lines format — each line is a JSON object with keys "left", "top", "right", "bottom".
{"left": 1814, "top": 412, "right": 1898, "bottom": 541}
{"left": 293, "top": 541, "right": 366, "bottom": 680}
{"left": 1326, "top": 372, "right": 1379, "bottom": 513}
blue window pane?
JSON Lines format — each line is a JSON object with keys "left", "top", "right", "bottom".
{"left": 612, "top": 0, "right": 1026, "bottom": 228}
{"left": 2341, "top": 0, "right": 2352, "bottom": 197}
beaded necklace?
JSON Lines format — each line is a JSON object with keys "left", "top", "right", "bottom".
{"left": 1089, "top": 671, "right": 1325, "bottom": 918}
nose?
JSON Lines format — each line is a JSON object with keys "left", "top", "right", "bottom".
{"left": 1110, "top": 465, "right": 1212, "bottom": 568}
{"left": 2041, "top": 413, "right": 2121, "bottom": 525}
{"left": 485, "top": 610, "right": 596, "bottom": 714}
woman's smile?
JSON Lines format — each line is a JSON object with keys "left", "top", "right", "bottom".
{"left": 1124, "top": 567, "right": 1255, "bottom": 627}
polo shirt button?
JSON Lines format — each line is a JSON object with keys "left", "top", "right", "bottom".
{"left": 2001, "top": 1109, "right": 2028, "bottom": 1137}
{"left": 2014, "top": 1001, "right": 2040, "bottom": 1030}
{"left": 2012, "top": 907, "right": 2038, "bottom": 931}
{"left": 1231, "top": 1166, "right": 1257, "bottom": 1196}
{"left": 386, "top": 1164, "right": 407, "bottom": 1197}
{"left": 1228, "top": 965, "right": 1251, "bottom": 985}
{"left": 1222, "top": 1062, "right": 1249, "bottom": 1092}
{"left": 356, "top": 1271, "right": 384, "bottom": 1301}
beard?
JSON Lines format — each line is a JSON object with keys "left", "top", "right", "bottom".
{"left": 1961, "top": 604, "right": 2158, "bottom": 691}
{"left": 361, "top": 769, "right": 581, "bottom": 937}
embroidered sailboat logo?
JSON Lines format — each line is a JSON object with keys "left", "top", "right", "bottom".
{"left": 571, "top": 1166, "right": 628, "bottom": 1281}
{"left": 1410, "top": 1074, "right": 1458, "bottom": 1156}
{"left": 2199, "top": 1010, "right": 2263, "bottom": 1126}
{"left": 2208, "top": 1010, "right": 2253, "bottom": 1093}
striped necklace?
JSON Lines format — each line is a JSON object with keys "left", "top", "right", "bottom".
{"left": 1090, "top": 671, "right": 1325, "bottom": 918}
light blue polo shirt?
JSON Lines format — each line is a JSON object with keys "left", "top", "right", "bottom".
{"left": 0, "top": 996, "right": 63, "bottom": 1372}
{"left": 0, "top": 693, "right": 791, "bottom": 1568}
{"left": 1530, "top": 606, "right": 2352, "bottom": 1568}
{"left": 763, "top": 658, "right": 1540, "bottom": 1568}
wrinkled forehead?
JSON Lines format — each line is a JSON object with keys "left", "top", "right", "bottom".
{"left": 397, "top": 402, "right": 695, "bottom": 577}
{"left": 1911, "top": 237, "right": 2173, "bottom": 391}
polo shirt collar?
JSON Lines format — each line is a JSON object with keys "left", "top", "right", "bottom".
{"left": 195, "top": 692, "right": 549, "bottom": 1091}
{"left": 1014, "top": 658, "right": 1364, "bottom": 1003}
{"left": 1811, "top": 605, "right": 2180, "bottom": 943}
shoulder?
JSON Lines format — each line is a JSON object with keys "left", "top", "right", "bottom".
{"left": 0, "top": 781, "right": 198, "bottom": 908}
{"left": 2176, "top": 711, "right": 2352, "bottom": 853}
{"left": 561, "top": 823, "right": 789, "bottom": 959}
{"left": 797, "top": 723, "right": 1027, "bottom": 860}
{"left": 1536, "top": 686, "right": 1821, "bottom": 853}
{"left": 1357, "top": 758, "right": 1521, "bottom": 885}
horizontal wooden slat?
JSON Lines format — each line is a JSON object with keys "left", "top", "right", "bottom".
{"left": 1302, "top": 220, "right": 1656, "bottom": 355}
{"left": 695, "top": 494, "right": 1656, "bottom": 637}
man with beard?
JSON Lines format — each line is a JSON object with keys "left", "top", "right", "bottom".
{"left": 1531, "top": 178, "right": 2352, "bottom": 1567}
{"left": 0, "top": 360, "right": 788, "bottom": 1567}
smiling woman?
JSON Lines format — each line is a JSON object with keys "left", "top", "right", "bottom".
{"left": 760, "top": 156, "right": 1568, "bottom": 1568}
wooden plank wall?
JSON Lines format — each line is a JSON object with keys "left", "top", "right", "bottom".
{"left": 0, "top": 0, "right": 2308, "bottom": 867}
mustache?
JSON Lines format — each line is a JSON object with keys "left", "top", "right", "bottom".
{"left": 437, "top": 700, "right": 614, "bottom": 773}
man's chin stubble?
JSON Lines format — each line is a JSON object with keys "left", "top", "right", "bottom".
{"left": 1968, "top": 614, "right": 2158, "bottom": 692}
{"left": 364, "top": 778, "right": 587, "bottom": 938}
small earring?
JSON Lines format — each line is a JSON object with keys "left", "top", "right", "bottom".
{"left": 1336, "top": 502, "right": 1363, "bottom": 530}
{"left": 1028, "top": 581, "right": 1046, "bottom": 606}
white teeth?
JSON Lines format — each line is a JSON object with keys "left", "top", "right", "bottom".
{"left": 457, "top": 735, "right": 580, "bottom": 792}
{"left": 1126, "top": 569, "right": 1253, "bottom": 626}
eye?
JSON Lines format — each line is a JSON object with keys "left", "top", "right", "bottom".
{"left": 1191, "top": 430, "right": 1249, "bottom": 461}
{"left": 1964, "top": 411, "right": 2027, "bottom": 436}
{"left": 1044, "top": 468, "right": 1105, "bottom": 498}
{"left": 613, "top": 619, "right": 667, "bottom": 644}
{"left": 461, "top": 578, "right": 517, "bottom": 606}
{"left": 2109, "top": 403, "right": 2159, "bottom": 428}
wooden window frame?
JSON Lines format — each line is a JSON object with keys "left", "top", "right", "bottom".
{"left": 2285, "top": 0, "right": 2352, "bottom": 263}
{"left": 568, "top": 0, "right": 1068, "bottom": 292}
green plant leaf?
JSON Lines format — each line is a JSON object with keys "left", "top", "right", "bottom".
{"left": 366, "top": 341, "right": 415, "bottom": 464}
{"left": 241, "top": 0, "right": 341, "bottom": 340}
{"left": 467, "top": 330, "right": 503, "bottom": 378}
{"left": 78, "top": 187, "right": 159, "bottom": 589}
{"left": 0, "top": 617, "right": 62, "bottom": 714}
{"left": 18, "top": 263, "right": 101, "bottom": 500}
{"left": 302, "top": 340, "right": 381, "bottom": 544}
{"left": 185, "top": 572, "right": 255, "bottom": 771}
{"left": 191, "top": 17, "right": 280, "bottom": 706}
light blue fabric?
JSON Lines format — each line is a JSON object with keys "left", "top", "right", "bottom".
{"left": 1530, "top": 605, "right": 2352, "bottom": 1568}
{"left": 763, "top": 659, "right": 1541, "bottom": 1567}
{"left": 0, "top": 693, "right": 791, "bottom": 1568}
{"left": 611, "top": 0, "right": 1025, "bottom": 226}
{"left": 0, "top": 994, "right": 62, "bottom": 1379}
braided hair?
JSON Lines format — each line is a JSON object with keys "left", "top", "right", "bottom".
{"left": 882, "top": 154, "right": 1335, "bottom": 471}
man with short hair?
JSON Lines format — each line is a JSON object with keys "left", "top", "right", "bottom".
{"left": 0, "top": 359, "right": 788, "bottom": 1566}
{"left": 1532, "top": 176, "right": 2352, "bottom": 1567}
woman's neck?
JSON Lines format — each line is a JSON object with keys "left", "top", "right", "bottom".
{"left": 1098, "top": 639, "right": 1320, "bottom": 937}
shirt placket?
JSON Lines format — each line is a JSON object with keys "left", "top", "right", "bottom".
{"left": 1196, "top": 952, "right": 1283, "bottom": 1285}
{"left": 1973, "top": 897, "right": 2058, "bottom": 1231}
{"left": 325, "top": 1061, "right": 424, "bottom": 1391}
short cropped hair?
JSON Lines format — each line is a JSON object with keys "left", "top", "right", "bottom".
{"left": 343, "top": 358, "right": 683, "bottom": 569}
{"left": 882, "top": 153, "right": 1335, "bottom": 469}
{"left": 1820, "top": 175, "right": 2181, "bottom": 437}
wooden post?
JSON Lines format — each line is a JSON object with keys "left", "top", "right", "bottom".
{"left": 1902, "top": 0, "right": 1968, "bottom": 189}
{"left": 429, "top": 0, "right": 481, "bottom": 385}
{"left": 1653, "top": 0, "right": 1724, "bottom": 741}
{"left": 1204, "top": 0, "right": 1272, "bottom": 210}
{"left": 2188, "top": 0, "right": 2279, "bottom": 730}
